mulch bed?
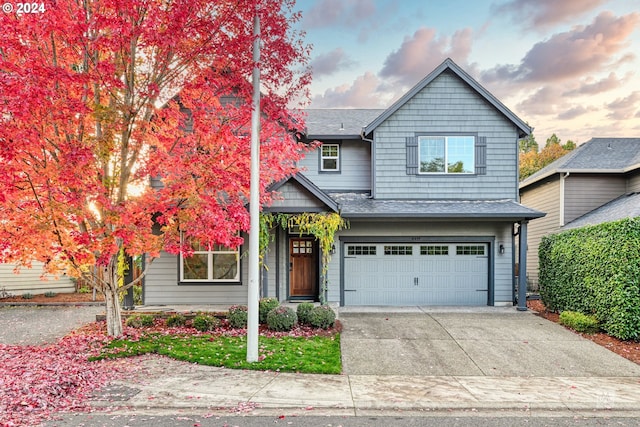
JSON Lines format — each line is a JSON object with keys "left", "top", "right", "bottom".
{"left": 527, "top": 299, "right": 640, "bottom": 365}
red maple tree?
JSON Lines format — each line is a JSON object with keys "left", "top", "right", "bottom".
{"left": 0, "top": 0, "right": 312, "bottom": 336}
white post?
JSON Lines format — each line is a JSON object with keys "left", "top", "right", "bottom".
{"left": 246, "top": 12, "right": 261, "bottom": 362}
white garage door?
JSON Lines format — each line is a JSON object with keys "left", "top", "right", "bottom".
{"left": 344, "top": 243, "right": 488, "bottom": 306}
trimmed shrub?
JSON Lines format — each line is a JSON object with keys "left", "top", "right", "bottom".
{"left": 44, "top": 291, "right": 57, "bottom": 298}
{"left": 266, "top": 306, "right": 298, "bottom": 331}
{"left": 539, "top": 218, "right": 640, "bottom": 340}
{"left": 165, "top": 313, "right": 187, "bottom": 328}
{"left": 21, "top": 293, "right": 33, "bottom": 299}
{"left": 259, "top": 298, "right": 280, "bottom": 324}
{"left": 296, "top": 302, "right": 315, "bottom": 325}
{"left": 559, "top": 311, "right": 599, "bottom": 334}
{"left": 192, "top": 313, "right": 221, "bottom": 332}
{"left": 125, "top": 314, "right": 154, "bottom": 328}
{"left": 228, "top": 305, "right": 248, "bottom": 329}
{"left": 309, "top": 305, "right": 336, "bottom": 329}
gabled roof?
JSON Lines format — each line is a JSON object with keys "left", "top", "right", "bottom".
{"left": 331, "top": 193, "right": 545, "bottom": 221}
{"left": 268, "top": 173, "right": 339, "bottom": 212}
{"left": 520, "top": 138, "right": 640, "bottom": 189}
{"left": 304, "top": 109, "right": 384, "bottom": 139}
{"left": 564, "top": 192, "right": 640, "bottom": 230}
{"left": 363, "top": 58, "right": 532, "bottom": 138}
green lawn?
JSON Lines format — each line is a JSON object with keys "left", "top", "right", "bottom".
{"left": 93, "top": 334, "right": 342, "bottom": 374}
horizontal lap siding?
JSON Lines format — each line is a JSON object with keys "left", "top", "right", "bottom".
{"left": 565, "top": 175, "right": 626, "bottom": 224}
{"left": 520, "top": 178, "right": 561, "bottom": 288}
{"left": 330, "top": 221, "right": 514, "bottom": 305}
{"left": 298, "top": 139, "right": 371, "bottom": 191}
{"left": 0, "top": 263, "right": 75, "bottom": 295}
{"left": 373, "top": 71, "right": 518, "bottom": 200}
{"left": 628, "top": 172, "right": 640, "bottom": 193}
{"left": 144, "top": 251, "right": 248, "bottom": 305}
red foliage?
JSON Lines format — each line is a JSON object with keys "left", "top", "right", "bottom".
{"left": 0, "top": 329, "right": 134, "bottom": 426}
{"left": 0, "top": 0, "right": 312, "bottom": 336}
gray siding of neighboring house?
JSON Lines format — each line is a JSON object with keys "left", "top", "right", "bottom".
{"left": 564, "top": 175, "right": 626, "bottom": 224}
{"left": 372, "top": 70, "right": 519, "bottom": 200}
{"left": 144, "top": 250, "right": 249, "bottom": 305}
{"left": 331, "top": 220, "right": 514, "bottom": 305}
{"left": 519, "top": 177, "right": 561, "bottom": 289}
{"left": 627, "top": 172, "right": 640, "bottom": 193}
{"left": 298, "top": 139, "right": 371, "bottom": 192}
{"left": 0, "top": 263, "right": 75, "bottom": 295}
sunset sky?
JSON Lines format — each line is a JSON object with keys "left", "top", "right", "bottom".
{"left": 295, "top": 0, "right": 640, "bottom": 145}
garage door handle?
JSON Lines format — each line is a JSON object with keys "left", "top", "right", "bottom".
{"left": 344, "top": 289, "right": 357, "bottom": 292}
{"left": 414, "top": 277, "right": 418, "bottom": 286}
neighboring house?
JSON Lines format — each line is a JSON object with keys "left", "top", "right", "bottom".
{"left": 0, "top": 263, "right": 75, "bottom": 296}
{"left": 144, "top": 58, "right": 544, "bottom": 308}
{"left": 519, "top": 137, "right": 640, "bottom": 289}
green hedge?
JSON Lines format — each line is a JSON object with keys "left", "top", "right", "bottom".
{"left": 539, "top": 218, "right": 640, "bottom": 340}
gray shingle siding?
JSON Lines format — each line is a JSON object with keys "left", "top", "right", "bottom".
{"left": 372, "top": 71, "right": 520, "bottom": 200}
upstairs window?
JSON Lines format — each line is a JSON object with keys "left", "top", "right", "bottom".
{"left": 180, "top": 239, "right": 240, "bottom": 283}
{"left": 320, "top": 144, "right": 340, "bottom": 171}
{"left": 418, "top": 136, "right": 475, "bottom": 174}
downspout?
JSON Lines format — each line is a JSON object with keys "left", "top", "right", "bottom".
{"left": 559, "top": 172, "right": 570, "bottom": 226}
{"left": 361, "top": 128, "right": 375, "bottom": 198}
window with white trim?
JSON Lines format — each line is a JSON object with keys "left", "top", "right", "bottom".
{"left": 180, "top": 239, "right": 240, "bottom": 282}
{"left": 320, "top": 144, "right": 340, "bottom": 171}
{"left": 418, "top": 136, "right": 475, "bottom": 174}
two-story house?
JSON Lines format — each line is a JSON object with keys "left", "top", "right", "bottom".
{"left": 143, "top": 58, "right": 544, "bottom": 308}
{"left": 519, "top": 137, "right": 640, "bottom": 290}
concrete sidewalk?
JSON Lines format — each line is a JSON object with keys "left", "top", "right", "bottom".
{"left": 91, "top": 355, "right": 640, "bottom": 418}
{"left": 89, "top": 308, "right": 640, "bottom": 418}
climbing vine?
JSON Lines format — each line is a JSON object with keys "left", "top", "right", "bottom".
{"left": 259, "top": 212, "right": 348, "bottom": 304}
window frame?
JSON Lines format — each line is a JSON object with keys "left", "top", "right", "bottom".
{"left": 417, "top": 135, "right": 476, "bottom": 175}
{"left": 319, "top": 143, "right": 341, "bottom": 173}
{"left": 179, "top": 237, "right": 241, "bottom": 285}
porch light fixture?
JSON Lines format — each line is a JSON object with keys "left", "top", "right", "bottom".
{"left": 499, "top": 244, "right": 505, "bottom": 255}
{"left": 330, "top": 244, "right": 336, "bottom": 255}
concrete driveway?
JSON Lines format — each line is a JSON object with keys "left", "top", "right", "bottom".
{"left": 339, "top": 308, "right": 640, "bottom": 377}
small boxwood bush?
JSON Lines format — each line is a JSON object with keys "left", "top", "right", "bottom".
{"left": 259, "top": 298, "right": 280, "bottom": 324}
{"left": 266, "top": 306, "right": 298, "bottom": 331}
{"left": 165, "top": 313, "right": 187, "bottom": 328}
{"left": 559, "top": 311, "right": 599, "bottom": 334}
{"left": 309, "top": 305, "right": 336, "bottom": 329}
{"left": 44, "top": 291, "right": 57, "bottom": 298}
{"left": 228, "top": 305, "right": 248, "bottom": 329}
{"left": 192, "top": 313, "right": 221, "bottom": 332}
{"left": 21, "top": 292, "right": 33, "bottom": 299}
{"left": 296, "top": 302, "right": 315, "bottom": 325}
{"left": 125, "top": 314, "right": 154, "bottom": 328}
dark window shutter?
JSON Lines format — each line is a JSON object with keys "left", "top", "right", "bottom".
{"left": 475, "top": 136, "right": 487, "bottom": 175}
{"left": 406, "top": 136, "right": 418, "bottom": 175}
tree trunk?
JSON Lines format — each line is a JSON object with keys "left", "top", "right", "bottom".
{"left": 104, "top": 283, "right": 123, "bottom": 337}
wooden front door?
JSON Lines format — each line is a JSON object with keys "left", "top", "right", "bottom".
{"left": 289, "top": 237, "right": 318, "bottom": 298}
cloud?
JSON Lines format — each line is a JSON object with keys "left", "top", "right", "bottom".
{"left": 493, "top": 0, "right": 607, "bottom": 30}
{"left": 379, "top": 27, "right": 473, "bottom": 87}
{"left": 515, "top": 86, "right": 561, "bottom": 116}
{"left": 562, "top": 72, "right": 624, "bottom": 96}
{"left": 304, "top": 0, "right": 376, "bottom": 29}
{"left": 557, "top": 105, "right": 596, "bottom": 120}
{"left": 607, "top": 91, "right": 640, "bottom": 120}
{"left": 310, "top": 72, "right": 387, "bottom": 108}
{"left": 482, "top": 12, "right": 640, "bottom": 85}
{"left": 309, "top": 48, "right": 356, "bottom": 78}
